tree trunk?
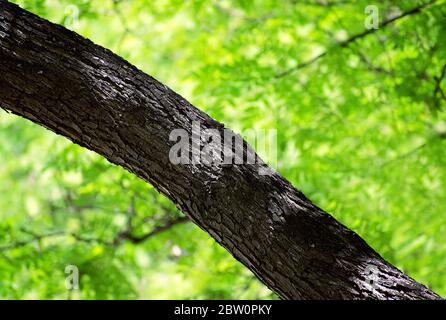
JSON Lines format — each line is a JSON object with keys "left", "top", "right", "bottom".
{"left": 0, "top": 1, "right": 441, "bottom": 299}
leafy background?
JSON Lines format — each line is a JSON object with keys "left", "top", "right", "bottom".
{"left": 0, "top": 0, "right": 445, "bottom": 299}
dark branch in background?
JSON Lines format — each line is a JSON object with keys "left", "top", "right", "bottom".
{"left": 0, "top": 216, "right": 189, "bottom": 251}
{"left": 275, "top": 0, "right": 438, "bottom": 78}
{"left": 275, "top": 52, "right": 327, "bottom": 78}
{"left": 0, "top": 229, "right": 114, "bottom": 250}
{"left": 415, "top": 61, "right": 446, "bottom": 110}
{"left": 338, "top": 0, "right": 436, "bottom": 47}
{"left": 433, "top": 64, "right": 446, "bottom": 108}
{"left": 114, "top": 216, "right": 189, "bottom": 245}
{"left": 355, "top": 49, "right": 396, "bottom": 76}
{"left": 114, "top": 192, "right": 190, "bottom": 246}
{"left": 0, "top": 229, "right": 65, "bottom": 251}
{"left": 298, "top": 0, "right": 352, "bottom": 7}
{"left": 378, "top": 141, "right": 429, "bottom": 169}
{"left": 1, "top": 192, "right": 189, "bottom": 251}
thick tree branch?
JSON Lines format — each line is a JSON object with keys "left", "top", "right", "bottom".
{"left": 0, "top": 1, "right": 441, "bottom": 299}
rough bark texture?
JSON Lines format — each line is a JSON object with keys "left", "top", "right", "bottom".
{"left": 0, "top": 1, "right": 442, "bottom": 299}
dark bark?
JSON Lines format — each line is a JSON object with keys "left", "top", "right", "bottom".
{"left": 0, "top": 1, "right": 441, "bottom": 299}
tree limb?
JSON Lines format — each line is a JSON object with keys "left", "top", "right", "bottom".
{"left": 0, "top": 1, "right": 441, "bottom": 299}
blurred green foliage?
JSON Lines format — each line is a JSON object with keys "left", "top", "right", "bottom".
{"left": 1, "top": 0, "right": 445, "bottom": 299}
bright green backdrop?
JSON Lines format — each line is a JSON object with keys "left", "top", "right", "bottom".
{"left": 0, "top": 0, "right": 445, "bottom": 299}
